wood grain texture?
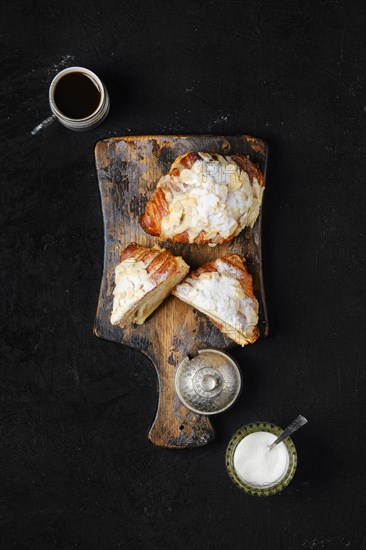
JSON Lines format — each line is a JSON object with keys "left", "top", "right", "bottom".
{"left": 94, "top": 135, "right": 268, "bottom": 448}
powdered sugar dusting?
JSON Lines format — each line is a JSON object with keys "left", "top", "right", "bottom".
{"left": 111, "top": 258, "right": 156, "bottom": 325}
{"left": 174, "top": 269, "right": 258, "bottom": 337}
{"left": 47, "top": 54, "right": 76, "bottom": 77}
{"left": 158, "top": 153, "right": 264, "bottom": 245}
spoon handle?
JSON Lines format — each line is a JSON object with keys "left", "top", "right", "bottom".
{"left": 31, "top": 114, "right": 57, "bottom": 136}
{"left": 269, "top": 415, "right": 308, "bottom": 450}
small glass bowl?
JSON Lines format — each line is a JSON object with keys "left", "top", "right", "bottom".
{"left": 226, "top": 422, "right": 298, "bottom": 496}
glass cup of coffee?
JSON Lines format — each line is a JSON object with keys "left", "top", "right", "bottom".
{"left": 48, "top": 66, "right": 109, "bottom": 131}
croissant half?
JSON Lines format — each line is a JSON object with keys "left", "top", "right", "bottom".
{"left": 172, "top": 254, "right": 259, "bottom": 346}
{"left": 139, "top": 151, "right": 264, "bottom": 246}
{"left": 111, "top": 243, "right": 189, "bottom": 327}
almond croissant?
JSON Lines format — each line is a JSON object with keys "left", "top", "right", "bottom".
{"left": 139, "top": 151, "right": 264, "bottom": 246}
{"left": 111, "top": 243, "right": 189, "bottom": 327}
{"left": 172, "top": 254, "right": 259, "bottom": 346}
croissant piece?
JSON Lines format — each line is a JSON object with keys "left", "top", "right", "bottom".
{"left": 111, "top": 243, "right": 189, "bottom": 327}
{"left": 172, "top": 254, "right": 259, "bottom": 346}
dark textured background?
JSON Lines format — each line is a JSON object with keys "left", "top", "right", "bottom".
{"left": 1, "top": 1, "right": 365, "bottom": 549}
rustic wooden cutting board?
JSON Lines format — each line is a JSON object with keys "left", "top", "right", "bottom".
{"left": 94, "top": 135, "right": 268, "bottom": 449}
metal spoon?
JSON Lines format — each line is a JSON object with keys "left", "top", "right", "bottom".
{"left": 269, "top": 415, "right": 308, "bottom": 450}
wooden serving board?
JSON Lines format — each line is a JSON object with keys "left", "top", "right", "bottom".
{"left": 94, "top": 135, "right": 268, "bottom": 449}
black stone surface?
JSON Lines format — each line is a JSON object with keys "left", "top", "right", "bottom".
{"left": 0, "top": 1, "right": 365, "bottom": 549}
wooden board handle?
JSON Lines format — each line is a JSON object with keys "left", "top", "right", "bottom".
{"left": 148, "top": 352, "right": 215, "bottom": 448}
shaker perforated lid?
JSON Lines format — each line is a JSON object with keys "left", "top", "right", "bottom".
{"left": 175, "top": 349, "right": 242, "bottom": 415}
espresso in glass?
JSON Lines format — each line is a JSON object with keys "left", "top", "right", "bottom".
{"left": 53, "top": 71, "right": 101, "bottom": 119}
{"left": 49, "top": 66, "right": 109, "bottom": 131}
